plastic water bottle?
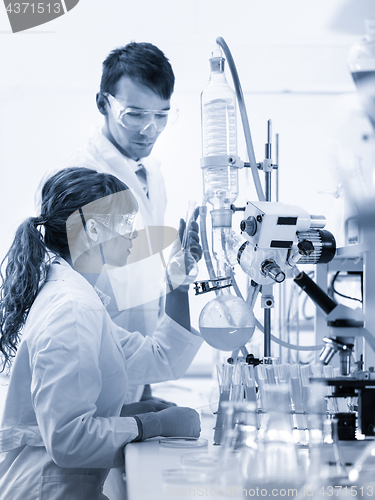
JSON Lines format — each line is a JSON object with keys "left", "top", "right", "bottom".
{"left": 201, "top": 47, "right": 239, "bottom": 208}
{"left": 347, "top": 19, "right": 375, "bottom": 129}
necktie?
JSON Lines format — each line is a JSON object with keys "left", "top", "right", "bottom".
{"left": 135, "top": 163, "right": 148, "bottom": 198}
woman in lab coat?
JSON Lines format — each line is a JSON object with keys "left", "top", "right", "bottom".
{"left": 0, "top": 167, "right": 202, "bottom": 500}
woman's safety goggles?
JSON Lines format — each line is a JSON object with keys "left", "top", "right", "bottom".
{"left": 103, "top": 93, "right": 178, "bottom": 132}
{"left": 95, "top": 213, "right": 137, "bottom": 238}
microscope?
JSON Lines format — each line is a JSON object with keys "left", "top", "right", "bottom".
{"left": 292, "top": 269, "right": 375, "bottom": 439}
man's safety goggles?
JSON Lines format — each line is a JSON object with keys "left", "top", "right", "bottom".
{"left": 103, "top": 93, "right": 178, "bottom": 132}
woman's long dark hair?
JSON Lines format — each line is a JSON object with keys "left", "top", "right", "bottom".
{"left": 0, "top": 167, "right": 137, "bottom": 372}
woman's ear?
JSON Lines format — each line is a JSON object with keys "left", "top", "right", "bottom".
{"left": 86, "top": 219, "right": 99, "bottom": 242}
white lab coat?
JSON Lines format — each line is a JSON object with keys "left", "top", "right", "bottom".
{"left": 35, "top": 129, "right": 170, "bottom": 405}
{"left": 0, "top": 258, "right": 202, "bottom": 500}
{"left": 42, "top": 128, "right": 168, "bottom": 334}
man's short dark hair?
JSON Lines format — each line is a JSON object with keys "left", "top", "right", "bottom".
{"left": 100, "top": 42, "right": 175, "bottom": 100}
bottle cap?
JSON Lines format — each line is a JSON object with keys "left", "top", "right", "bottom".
{"left": 209, "top": 45, "right": 225, "bottom": 71}
{"left": 211, "top": 46, "right": 223, "bottom": 58}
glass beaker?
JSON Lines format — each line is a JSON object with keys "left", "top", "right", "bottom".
{"left": 243, "top": 383, "right": 305, "bottom": 491}
{"left": 349, "top": 441, "right": 375, "bottom": 487}
{"left": 216, "top": 401, "right": 258, "bottom": 489}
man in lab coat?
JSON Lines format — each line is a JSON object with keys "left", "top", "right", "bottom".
{"left": 48, "top": 42, "right": 178, "bottom": 498}
{"left": 53, "top": 41, "right": 175, "bottom": 380}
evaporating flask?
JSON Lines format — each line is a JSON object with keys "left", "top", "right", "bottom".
{"left": 347, "top": 19, "right": 375, "bottom": 129}
{"left": 201, "top": 47, "right": 239, "bottom": 208}
{"left": 199, "top": 287, "right": 255, "bottom": 351}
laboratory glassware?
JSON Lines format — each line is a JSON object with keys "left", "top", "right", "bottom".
{"left": 165, "top": 200, "right": 199, "bottom": 289}
{"left": 349, "top": 441, "right": 375, "bottom": 487}
{"left": 305, "top": 378, "right": 330, "bottom": 481}
{"left": 199, "top": 288, "right": 255, "bottom": 351}
{"left": 216, "top": 401, "right": 258, "bottom": 489}
{"left": 241, "top": 363, "right": 257, "bottom": 405}
{"left": 214, "top": 362, "right": 260, "bottom": 444}
{"left": 159, "top": 437, "right": 208, "bottom": 448}
{"left": 347, "top": 19, "right": 375, "bottom": 129}
{"left": 213, "top": 363, "right": 233, "bottom": 444}
{"left": 201, "top": 46, "right": 239, "bottom": 208}
{"left": 242, "top": 383, "right": 305, "bottom": 490}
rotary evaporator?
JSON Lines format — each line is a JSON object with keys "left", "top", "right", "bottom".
{"left": 194, "top": 37, "right": 337, "bottom": 359}
{"left": 187, "top": 37, "right": 375, "bottom": 444}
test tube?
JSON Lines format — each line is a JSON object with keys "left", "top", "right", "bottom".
{"left": 289, "top": 364, "right": 306, "bottom": 442}
{"left": 230, "top": 363, "right": 243, "bottom": 402}
{"left": 213, "top": 363, "right": 233, "bottom": 445}
{"left": 242, "top": 364, "right": 257, "bottom": 404}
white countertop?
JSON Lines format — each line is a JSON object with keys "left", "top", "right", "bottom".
{"left": 125, "top": 412, "right": 217, "bottom": 500}
{"left": 124, "top": 378, "right": 375, "bottom": 500}
{"left": 124, "top": 376, "right": 219, "bottom": 500}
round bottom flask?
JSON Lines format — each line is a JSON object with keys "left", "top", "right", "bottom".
{"left": 199, "top": 290, "right": 255, "bottom": 351}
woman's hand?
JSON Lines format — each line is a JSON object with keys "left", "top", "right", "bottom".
{"left": 120, "top": 400, "right": 171, "bottom": 417}
{"left": 165, "top": 217, "right": 203, "bottom": 330}
{"left": 185, "top": 220, "right": 202, "bottom": 263}
{"left": 134, "top": 406, "right": 201, "bottom": 440}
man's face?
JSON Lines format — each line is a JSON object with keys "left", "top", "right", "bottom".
{"left": 102, "top": 76, "right": 171, "bottom": 160}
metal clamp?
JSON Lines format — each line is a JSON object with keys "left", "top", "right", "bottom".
{"left": 200, "top": 155, "right": 243, "bottom": 169}
{"left": 193, "top": 277, "right": 232, "bottom": 295}
{"left": 256, "top": 161, "right": 278, "bottom": 171}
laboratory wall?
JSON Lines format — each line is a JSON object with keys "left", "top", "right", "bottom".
{"left": 0, "top": 0, "right": 374, "bottom": 373}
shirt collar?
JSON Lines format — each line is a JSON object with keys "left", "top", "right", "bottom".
{"left": 45, "top": 257, "right": 110, "bottom": 306}
{"left": 93, "top": 128, "right": 148, "bottom": 173}
{"left": 46, "top": 257, "right": 94, "bottom": 290}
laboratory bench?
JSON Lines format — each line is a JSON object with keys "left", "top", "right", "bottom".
{"left": 125, "top": 412, "right": 217, "bottom": 500}
{"left": 124, "top": 378, "right": 375, "bottom": 500}
{"left": 124, "top": 376, "right": 218, "bottom": 499}
{"left": 124, "top": 437, "right": 374, "bottom": 500}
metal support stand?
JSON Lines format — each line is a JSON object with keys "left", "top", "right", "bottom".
{"left": 261, "top": 284, "right": 274, "bottom": 358}
{"left": 251, "top": 120, "right": 279, "bottom": 359}
{"left": 263, "top": 120, "right": 273, "bottom": 358}
{"left": 264, "top": 308, "right": 271, "bottom": 357}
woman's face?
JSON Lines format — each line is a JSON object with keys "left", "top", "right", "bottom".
{"left": 96, "top": 219, "right": 138, "bottom": 268}
{"left": 66, "top": 191, "right": 139, "bottom": 273}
